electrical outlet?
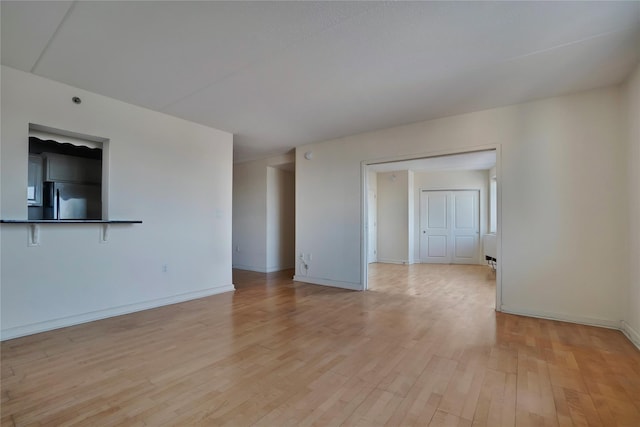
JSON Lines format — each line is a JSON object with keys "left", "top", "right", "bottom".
{"left": 307, "top": 253, "right": 312, "bottom": 261}
{"left": 298, "top": 253, "right": 309, "bottom": 271}
{"left": 162, "top": 264, "right": 168, "bottom": 273}
{"left": 235, "top": 245, "right": 240, "bottom": 252}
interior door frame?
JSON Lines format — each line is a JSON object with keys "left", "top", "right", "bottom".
{"left": 360, "top": 145, "right": 502, "bottom": 311}
{"left": 419, "top": 189, "right": 481, "bottom": 264}
{"left": 367, "top": 188, "right": 377, "bottom": 263}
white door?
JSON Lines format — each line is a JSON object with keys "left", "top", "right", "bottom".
{"left": 419, "top": 191, "right": 450, "bottom": 263}
{"left": 368, "top": 189, "right": 377, "bottom": 263}
{"left": 451, "top": 191, "right": 479, "bottom": 264}
{"left": 420, "top": 190, "right": 479, "bottom": 264}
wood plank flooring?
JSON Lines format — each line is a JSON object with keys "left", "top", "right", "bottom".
{"left": 2, "top": 263, "right": 639, "bottom": 426}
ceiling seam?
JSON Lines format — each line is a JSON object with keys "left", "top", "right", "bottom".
{"left": 398, "top": 24, "right": 640, "bottom": 100}
{"left": 30, "top": 1, "right": 77, "bottom": 74}
{"left": 157, "top": 1, "right": 387, "bottom": 113}
{"left": 499, "top": 25, "right": 639, "bottom": 65}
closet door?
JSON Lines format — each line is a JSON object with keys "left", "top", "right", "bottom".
{"left": 419, "top": 191, "right": 450, "bottom": 263}
{"left": 419, "top": 190, "right": 479, "bottom": 264}
{"left": 451, "top": 190, "right": 479, "bottom": 264}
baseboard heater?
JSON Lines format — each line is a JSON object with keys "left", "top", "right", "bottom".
{"left": 483, "top": 234, "right": 497, "bottom": 270}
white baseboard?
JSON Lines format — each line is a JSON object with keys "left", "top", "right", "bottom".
{"left": 500, "top": 305, "right": 621, "bottom": 329}
{"left": 1, "top": 284, "right": 235, "bottom": 341}
{"left": 231, "top": 265, "right": 295, "bottom": 273}
{"left": 293, "top": 275, "right": 362, "bottom": 291}
{"left": 233, "top": 264, "right": 294, "bottom": 273}
{"left": 376, "top": 258, "right": 410, "bottom": 265}
{"left": 232, "top": 264, "right": 268, "bottom": 273}
{"left": 266, "top": 265, "right": 295, "bottom": 273}
{"left": 621, "top": 321, "right": 640, "bottom": 351}
{"left": 392, "top": 260, "right": 484, "bottom": 265}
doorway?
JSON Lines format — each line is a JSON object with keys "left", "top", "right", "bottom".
{"left": 362, "top": 148, "right": 500, "bottom": 309}
{"left": 232, "top": 159, "right": 295, "bottom": 274}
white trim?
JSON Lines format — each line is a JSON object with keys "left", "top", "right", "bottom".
{"left": 361, "top": 161, "right": 369, "bottom": 290}
{"left": 293, "top": 275, "right": 362, "bottom": 291}
{"left": 265, "top": 265, "right": 295, "bottom": 273}
{"left": 500, "top": 305, "right": 621, "bottom": 330}
{"left": 495, "top": 145, "right": 502, "bottom": 311}
{"left": 232, "top": 264, "right": 268, "bottom": 273}
{"left": 233, "top": 264, "right": 295, "bottom": 273}
{"left": 29, "top": 122, "right": 109, "bottom": 144}
{"left": 1, "top": 284, "right": 235, "bottom": 341}
{"left": 621, "top": 321, "right": 640, "bottom": 351}
{"left": 376, "top": 258, "right": 410, "bottom": 265}
{"left": 365, "top": 144, "right": 500, "bottom": 167}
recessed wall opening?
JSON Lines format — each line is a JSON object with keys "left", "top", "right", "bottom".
{"left": 232, "top": 156, "right": 295, "bottom": 275}
{"left": 27, "top": 124, "right": 109, "bottom": 220}
{"left": 267, "top": 162, "right": 296, "bottom": 273}
{"left": 363, "top": 149, "right": 500, "bottom": 310}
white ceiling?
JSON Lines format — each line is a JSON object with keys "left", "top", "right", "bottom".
{"left": 368, "top": 150, "right": 496, "bottom": 173}
{"left": 2, "top": 1, "right": 639, "bottom": 163}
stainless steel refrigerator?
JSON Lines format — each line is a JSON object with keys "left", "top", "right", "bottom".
{"left": 43, "top": 182, "right": 102, "bottom": 220}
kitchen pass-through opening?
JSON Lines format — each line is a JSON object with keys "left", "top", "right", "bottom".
{"left": 27, "top": 124, "right": 109, "bottom": 221}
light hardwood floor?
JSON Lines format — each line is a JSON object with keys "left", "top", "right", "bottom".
{"left": 2, "top": 263, "right": 639, "bottom": 426}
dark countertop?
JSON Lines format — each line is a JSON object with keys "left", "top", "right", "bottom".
{"left": 1, "top": 219, "right": 142, "bottom": 224}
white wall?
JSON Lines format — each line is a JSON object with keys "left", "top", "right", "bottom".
{"left": 0, "top": 66, "right": 234, "bottom": 339}
{"left": 233, "top": 160, "right": 267, "bottom": 271}
{"left": 266, "top": 166, "right": 295, "bottom": 272}
{"left": 407, "top": 171, "right": 415, "bottom": 264}
{"left": 232, "top": 153, "right": 294, "bottom": 272}
{"left": 296, "top": 86, "right": 628, "bottom": 327}
{"left": 376, "top": 171, "right": 409, "bottom": 264}
{"left": 624, "top": 63, "right": 640, "bottom": 348}
{"left": 413, "top": 169, "right": 490, "bottom": 263}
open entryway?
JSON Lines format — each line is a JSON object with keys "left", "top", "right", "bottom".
{"left": 362, "top": 148, "right": 500, "bottom": 309}
{"left": 232, "top": 157, "right": 295, "bottom": 274}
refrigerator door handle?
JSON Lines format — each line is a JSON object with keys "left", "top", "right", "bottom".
{"left": 56, "top": 189, "right": 60, "bottom": 220}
